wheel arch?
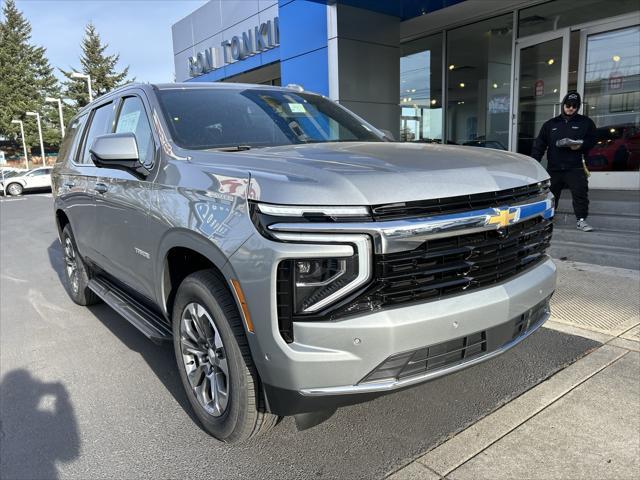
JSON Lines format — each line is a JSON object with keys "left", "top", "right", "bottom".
{"left": 55, "top": 209, "right": 70, "bottom": 242}
{"left": 156, "top": 229, "right": 238, "bottom": 321}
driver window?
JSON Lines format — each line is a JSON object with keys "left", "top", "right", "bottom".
{"left": 115, "top": 96, "right": 155, "bottom": 167}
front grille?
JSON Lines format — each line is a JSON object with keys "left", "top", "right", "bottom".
{"left": 371, "top": 182, "right": 549, "bottom": 221}
{"left": 342, "top": 216, "right": 552, "bottom": 314}
{"left": 360, "top": 297, "right": 550, "bottom": 384}
{"left": 275, "top": 215, "right": 552, "bottom": 341}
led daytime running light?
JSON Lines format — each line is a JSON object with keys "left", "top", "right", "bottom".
{"left": 257, "top": 203, "right": 369, "bottom": 217}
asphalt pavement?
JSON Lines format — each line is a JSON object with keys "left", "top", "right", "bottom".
{"left": 0, "top": 193, "right": 600, "bottom": 480}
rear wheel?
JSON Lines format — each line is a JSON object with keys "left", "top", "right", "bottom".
{"left": 172, "top": 270, "right": 279, "bottom": 443}
{"left": 61, "top": 225, "right": 100, "bottom": 306}
{"left": 7, "top": 183, "right": 23, "bottom": 196}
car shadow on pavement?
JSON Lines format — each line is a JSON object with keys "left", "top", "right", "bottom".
{"left": 0, "top": 369, "right": 80, "bottom": 480}
{"left": 46, "top": 240, "right": 202, "bottom": 430}
{"left": 85, "top": 303, "right": 202, "bottom": 428}
{"left": 47, "top": 240, "right": 67, "bottom": 287}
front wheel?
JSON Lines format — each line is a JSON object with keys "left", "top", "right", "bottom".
{"left": 172, "top": 270, "right": 279, "bottom": 443}
{"left": 7, "top": 183, "right": 23, "bottom": 196}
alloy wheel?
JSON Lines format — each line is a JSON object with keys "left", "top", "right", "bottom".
{"left": 63, "top": 236, "right": 79, "bottom": 295}
{"left": 180, "top": 302, "right": 229, "bottom": 417}
{"left": 7, "top": 184, "right": 22, "bottom": 196}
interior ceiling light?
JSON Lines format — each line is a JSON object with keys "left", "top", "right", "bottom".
{"left": 449, "top": 64, "right": 455, "bottom": 70}
{"left": 431, "top": 99, "right": 437, "bottom": 105}
{"left": 613, "top": 55, "right": 621, "bottom": 62}
{"left": 492, "top": 83, "right": 498, "bottom": 89}
{"left": 459, "top": 83, "right": 465, "bottom": 88}
{"left": 547, "top": 58, "right": 555, "bottom": 65}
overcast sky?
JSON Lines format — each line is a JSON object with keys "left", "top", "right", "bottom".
{"left": 15, "top": 0, "right": 207, "bottom": 84}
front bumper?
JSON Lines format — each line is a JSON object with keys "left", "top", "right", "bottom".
{"left": 227, "top": 226, "right": 557, "bottom": 414}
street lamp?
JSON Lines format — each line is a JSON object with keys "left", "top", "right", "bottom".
{"left": 10, "top": 120, "right": 29, "bottom": 169}
{"left": 45, "top": 97, "right": 65, "bottom": 138}
{"left": 70, "top": 72, "right": 93, "bottom": 102}
{"left": 26, "top": 112, "right": 46, "bottom": 167}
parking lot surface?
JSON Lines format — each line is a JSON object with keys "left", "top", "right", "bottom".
{"left": 0, "top": 194, "right": 600, "bottom": 479}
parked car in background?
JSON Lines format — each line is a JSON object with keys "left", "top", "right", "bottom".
{"left": 0, "top": 167, "right": 53, "bottom": 196}
{"left": 586, "top": 124, "right": 640, "bottom": 171}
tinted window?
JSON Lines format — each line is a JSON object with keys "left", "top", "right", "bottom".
{"left": 81, "top": 103, "right": 114, "bottom": 164}
{"left": 115, "top": 96, "right": 155, "bottom": 166}
{"left": 30, "top": 169, "right": 49, "bottom": 176}
{"left": 156, "top": 88, "right": 382, "bottom": 150}
{"left": 57, "top": 114, "right": 88, "bottom": 164}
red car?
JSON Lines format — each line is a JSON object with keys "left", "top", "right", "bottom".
{"left": 586, "top": 124, "right": 640, "bottom": 171}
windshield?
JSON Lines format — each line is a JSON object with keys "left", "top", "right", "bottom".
{"left": 156, "top": 88, "right": 383, "bottom": 150}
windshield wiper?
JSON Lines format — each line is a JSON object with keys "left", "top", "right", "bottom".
{"left": 214, "top": 145, "right": 252, "bottom": 152}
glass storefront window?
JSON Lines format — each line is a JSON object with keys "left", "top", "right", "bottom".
{"left": 518, "top": 0, "right": 639, "bottom": 38}
{"left": 583, "top": 25, "right": 640, "bottom": 172}
{"left": 399, "top": 34, "right": 443, "bottom": 142}
{"left": 446, "top": 14, "right": 513, "bottom": 149}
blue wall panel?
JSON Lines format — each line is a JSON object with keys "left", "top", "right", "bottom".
{"left": 280, "top": 47, "right": 329, "bottom": 95}
{"left": 279, "top": 0, "right": 328, "bottom": 61}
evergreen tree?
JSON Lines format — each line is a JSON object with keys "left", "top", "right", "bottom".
{"left": 0, "top": 0, "right": 61, "bottom": 155}
{"left": 60, "top": 23, "right": 131, "bottom": 109}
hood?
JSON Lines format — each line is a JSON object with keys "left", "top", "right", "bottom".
{"left": 188, "top": 142, "right": 549, "bottom": 206}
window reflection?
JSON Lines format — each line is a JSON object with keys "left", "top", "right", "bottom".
{"left": 584, "top": 26, "right": 640, "bottom": 171}
{"left": 399, "top": 34, "right": 443, "bottom": 143}
{"left": 446, "top": 14, "right": 512, "bottom": 149}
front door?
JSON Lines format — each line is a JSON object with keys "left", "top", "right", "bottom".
{"left": 93, "top": 94, "right": 157, "bottom": 300}
{"left": 513, "top": 31, "right": 570, "bottom": 164}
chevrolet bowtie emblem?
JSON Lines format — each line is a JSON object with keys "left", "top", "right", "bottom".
{"left": 487, "top": 207, "right": 520, "bottom": 228}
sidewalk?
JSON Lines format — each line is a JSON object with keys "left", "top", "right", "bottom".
{"left": 387, "top": 260, "right": 640, "bottom": 480}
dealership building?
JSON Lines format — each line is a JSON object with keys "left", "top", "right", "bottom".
{"left": 172, "top": 0, "right": 639, "bottom": 190}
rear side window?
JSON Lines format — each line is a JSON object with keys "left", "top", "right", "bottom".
{"left": 115, "top": 96, "right": 155, "bottom": 167}
{"left": 81, "top": 102, "right": 114, "bottom": 164}
{"left": 56, "top": 114, "right": 87, "bottom": 164}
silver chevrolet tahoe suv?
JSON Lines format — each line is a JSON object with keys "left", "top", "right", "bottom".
{"left": 52, "top": 82, "right": 556, "bottom": 443}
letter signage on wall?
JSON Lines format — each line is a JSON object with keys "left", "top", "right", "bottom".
{"left": 188, "top": 17, "right": 279, "bottom": 77}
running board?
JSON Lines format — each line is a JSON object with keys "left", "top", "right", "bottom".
{"left": 88, "top": 277, "right": 172, "bottom": 344}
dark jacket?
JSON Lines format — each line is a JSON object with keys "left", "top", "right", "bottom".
{"left": 531, "top": 113, "right": 597, "bottom": 170}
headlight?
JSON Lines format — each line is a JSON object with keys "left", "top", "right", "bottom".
{"left": 272, "top": 233, "right": 372, "bottom": 342}
{"left": 286, "top": 256, "right": 360, "bottom": 313}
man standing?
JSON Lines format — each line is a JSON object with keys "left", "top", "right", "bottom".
{"left": 531, "top": 91, "right": 597, "bottom": 231}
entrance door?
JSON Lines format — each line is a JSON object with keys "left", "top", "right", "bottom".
{"left": 513, "top": 31, "right": 570, "bottom": 162}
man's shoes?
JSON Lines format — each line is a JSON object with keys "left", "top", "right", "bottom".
{"left": 576, "top": 218, "right": 594, "bottom": 232}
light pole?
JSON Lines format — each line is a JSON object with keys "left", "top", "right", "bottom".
{"left": 10, "top": 120, "right": 29, "bottom": 169}
{"left": 70, "top": 72, "right": 93, "bottom": 102}
{"left": 26, "top": 112, "right": 46, "bottom": 167}
{"left": 45, "top": 97, "right": 65, "bottom": 138}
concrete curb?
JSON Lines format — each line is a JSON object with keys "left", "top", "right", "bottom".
{"left": 387, "top": 344, "right": 630, "bottom": 479}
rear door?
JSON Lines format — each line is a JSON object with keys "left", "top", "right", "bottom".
{"left": 93, "top": 92, "right": 157, "bottom": 300}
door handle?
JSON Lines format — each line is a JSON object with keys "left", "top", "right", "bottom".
{"left": 94, "top": 183, "right": 108, "bottom": 194}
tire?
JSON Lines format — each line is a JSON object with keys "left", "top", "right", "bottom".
{"left": 172, "top": 270, "right": 279, "bottom": 443}
{"left": 7, "top": 183, "right": 23, "bottom": 196}
{"left": 61, "top": 225, "right": 100, "bottom": 306}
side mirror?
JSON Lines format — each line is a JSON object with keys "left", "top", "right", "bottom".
{"left": 90, "top": 133, "right": 148, "bottom": 176}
